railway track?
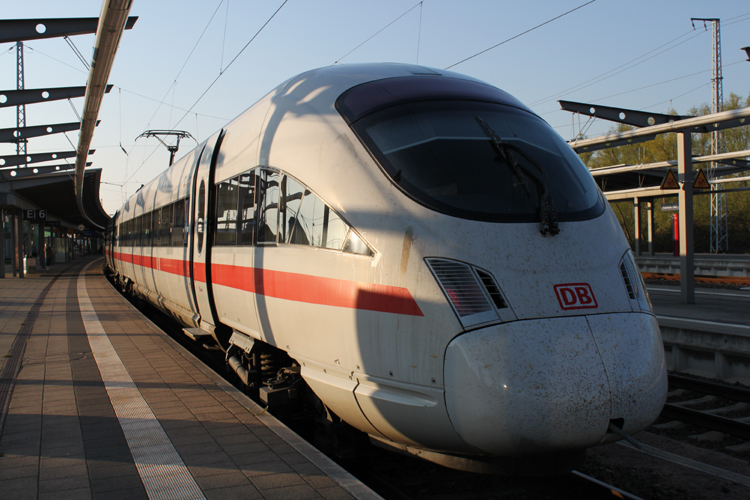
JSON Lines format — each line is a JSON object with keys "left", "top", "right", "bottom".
{"left": 653, "top": 374, "right": 750, "bottom": 457}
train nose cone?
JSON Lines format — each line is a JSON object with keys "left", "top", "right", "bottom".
{"left": 444, "top": 314, "right": 666, "bottom": 456}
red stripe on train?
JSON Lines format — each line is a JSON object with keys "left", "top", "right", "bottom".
{"left": 111, "top": 252, "right": 423, "bottom": 316}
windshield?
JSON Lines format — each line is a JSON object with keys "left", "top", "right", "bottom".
{"left": 346, "top": 98, "right": 604, "bottom": 223}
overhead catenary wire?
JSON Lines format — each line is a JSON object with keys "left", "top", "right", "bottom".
{"left": 335, "top": 1, "right": 423, "bottom": 64}
{"left": 142, "top": 0, "right": 226, "bottom": 133}
{"left": 444, "top": 0, "right": 597, "bottom": 70}
{"left": 528, "top": 29, "right": 704, "bottom": 107}
{"left": 126, "top": 0, "right": 289, "bottom": 186}
{"left": 530, "top": 12, "right": 750, "bottom": 109}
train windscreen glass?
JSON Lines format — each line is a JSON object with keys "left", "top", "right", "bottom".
{"left": 343, "top": 90, "right": 603, "bottom": 223}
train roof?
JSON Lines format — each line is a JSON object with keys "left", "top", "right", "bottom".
{"left": 264, "top": 62, "right": 531, "bottom": 117}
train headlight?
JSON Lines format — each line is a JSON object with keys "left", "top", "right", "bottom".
{"left": 426, "top": 258, "right": 515, "bottom": 328}
{"left": 619, "top": 250, "right": 653, "bottom": 313}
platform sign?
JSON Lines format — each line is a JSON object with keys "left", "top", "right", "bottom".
{"left": 693, "top": 168, "right": 710, "bottom": 189}
{"left": 22, "top": 209, "right": 46, "bottom": 221}
{"left": 660, "top": 169, "right": 680, "bottom": 190}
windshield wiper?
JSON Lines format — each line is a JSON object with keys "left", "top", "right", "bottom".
{"left": 475, "top": 116, "right": 560, "bottom": 236}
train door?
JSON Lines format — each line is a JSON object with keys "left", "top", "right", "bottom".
{"left": 189, "top": 130, "right": 225, "bottom": 340}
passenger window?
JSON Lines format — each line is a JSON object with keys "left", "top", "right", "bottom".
{"left": 172, "top": 201, "right": 185, "bottom": 247}
{"left": 280, "top": 175, "right": 305, "bottom": 244}
{"left": 197, "top": 180, "right": 205, "bottom": 253}
{"left": 215, "top": 179, "right": 239, "bottom": 245}
{"left": 323, "top": 208, "right": 348, "bottom": 250}
{"left": 293, "top": 190, "right": 325, "bottom": 247}
{"left": 135, "top": 216, "right": 142, "bottom": 247}
{"left": 258, "top": 170, "right": 280, "bottom": 244}
{"left": 238, "top": 172, "right": 257, "bottom": 245}
{"left": 343, "top": 230, "right": 374, "bottom": 256}
{"left": 127, "top": 219, "right": 133, "bottom": 247}
{"left": 142, "top": 215, "right": 149, "bottom": 247}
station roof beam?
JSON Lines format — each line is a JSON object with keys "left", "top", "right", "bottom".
{"left": 0, "top": 150, "right": 94, "bottom": 168}
{"left": 559, "top": 100, "right": 694, "bottom": 128}
{"left": 0, "top": 17, "right": 137, "bottom": 44}
{"left": 0, "top": 121, "right": 96, "bottom": 143}
{"left": 0, "top": 85, "right": 112, "bottom": 108}
{"left": 0, "top": 163, "right": 89, "bottom": 181}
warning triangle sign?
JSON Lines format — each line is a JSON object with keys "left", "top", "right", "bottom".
{"left": 693, "top": 168, "right": 711, "bottom": 189}
{"left": 660, "top": 169, "right": 680, "bottom": 190}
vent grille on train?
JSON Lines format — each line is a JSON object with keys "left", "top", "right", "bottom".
{"left": 426, "top": 259, "right": 492, "bottom": 317}
{"left": 620, "top": 261, "right": 636, "bottom": 300}
{"left": 475, "top": 269, "right": 508, "bottom": 309}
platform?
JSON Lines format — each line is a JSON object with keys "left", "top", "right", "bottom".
{"left": 0, "top": 256, "right": 380, "bottom": 500}
{"left": 648, "top": 284, "right": 750, "bottom": 381}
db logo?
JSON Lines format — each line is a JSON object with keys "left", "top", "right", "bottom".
{"left": 554, "top": 283, "right": 598, "bottom": 310}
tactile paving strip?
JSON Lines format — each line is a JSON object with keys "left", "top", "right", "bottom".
{"left": 77, "top": 263, "right": 205, "bottom": 500}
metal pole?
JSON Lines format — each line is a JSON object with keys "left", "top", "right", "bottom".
{"left": 647, "top": 200, "right": 655, "bottom": 255}
{"left": 633, "top": 197, "right": 641, "bottom": 256}
{"left": 15, "top": 210, "right": 24, "bottom": 278}
{"left": 39, "top": 219, "right": 45, "bottom": 269}
{"left": 677, "top": 132, "right": 694, "bottom": 304}
{"left": 0, "top": 209, "right": 5, "bottom": 278}
{"left": 10, "top": 211, "right": 18, "bottom": 277}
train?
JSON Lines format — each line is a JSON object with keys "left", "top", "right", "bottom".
{"left": 105, "top": 63, "right": 667, "bottom": 475}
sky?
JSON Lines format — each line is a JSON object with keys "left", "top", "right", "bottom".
{"left": 1, "top": 0, "right": 749, "bottom": 216}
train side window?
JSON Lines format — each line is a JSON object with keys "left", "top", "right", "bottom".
{"left": 238, "top": 171, "right": 257, "bottom": 245}
{"left": 172, "top": 200, "right": 186, "bottom": 247}
{"left": 279, "top": 175, "right": 305, "bottom": 244}
{"left": 215, "top": 178, "right": 239, "bottom": 245}
{"left": 133, "top": 217, "right": 141, "bottom": 247}
{"left": 159, "top": 204, "right": 173, "bottom": 247}
{"left": 323, "top": 207, "right": 348, "bottom": 250}
{"left": 258, "top": 170, "right": 280, "bottom": 244}
{"left": 126, "top": 219, "right": 133, "bottom": 247}
{"left": 141, "top": 212, "right": 154, "bottom": 247}
{"left": 197, "top": 180, "right": 205, "bottom": 253}
{"left": 151, "top": 209, "right": 160, "bottom": 247}
{"left": 292, "top": 190, "right": 326, "bottom": 247}
{"left": 343, "top": 230, "right": 374, "bottom": 256}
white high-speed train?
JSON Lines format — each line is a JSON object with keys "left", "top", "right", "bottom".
{"left": 105, "top": 63, "right": 667, "bottom": 475}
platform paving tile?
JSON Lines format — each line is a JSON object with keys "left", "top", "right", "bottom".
{"left": 164, "top": 423, "right": 210, "bottom": 439}
{"left": 0, "top": 476, "right": 39, "bottom": 498}
{"left": 38, "top": 474, "right": 91, "bottom": 494}
{"left": 180, "top": 450, "right": 234, "bottom": 467}
{"left": 177, "top": 440, "right": 225, "bottom": 455}
{"left": 188, "top": 460, "right": 240, "bottom": 478}
{"left": 281, "top": 451, "right": 312, "bottom": 466}
{"left": 0, "top": 463, "right": 38, "bottom": 480}
{"left": 194, "top": 469, "right": 253, "bottom": 490}
{"left": 40, "top": 444, "right": 85, "bottom": 458}
{"left": 38, "top": 487, "right": 92, "bottom": 500}
{"left": 203, "top": 484, "right": 264, "bottom": 500}
{"left": 223, "top": 441, "right": 270, "bottom": 456}
{"left": 40, "top": 455, "right": 87, "bottom": 470}
{"left": 215, "top": 431, "right": 264, "bottom": 446}
{"left": 240, "top": 457, "right": 295, "bottom": 477}
{"left": 170, "top": 431, "right": 217, "bottom": 446}
{"left": 259, "top": 483, "right": 322, "bottom": 500}
{"left": 39, "top": 463, "right": 88, "bottom": 481}
{"left": 91, "top": 486, "right": 148, "bottom": 500}
{"left": 90, "top": 472, "right": 146, "bottom": 493}
{"left": 318, "top": 486, "right": 355, "bottom": 500}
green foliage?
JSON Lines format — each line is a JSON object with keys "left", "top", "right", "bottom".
{"left": 581, "top": 93, "right": 750, "bottom": 254}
